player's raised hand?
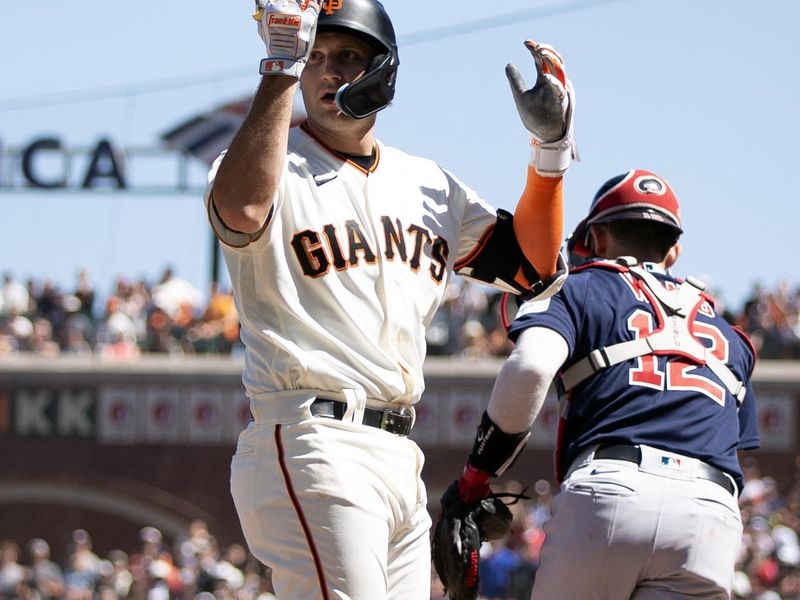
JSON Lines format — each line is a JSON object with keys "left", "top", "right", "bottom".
{"left": 506, "top": 40, "right": 577, "bottom": 177}
{"left": 253, "top": 0, "right": 322, "bottom": 78}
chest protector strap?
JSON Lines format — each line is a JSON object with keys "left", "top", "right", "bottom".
{"left": 560, "top": 258, "right": 746, "bottom": 404}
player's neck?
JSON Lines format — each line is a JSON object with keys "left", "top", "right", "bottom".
{"left": 304, "top": 117, "right": 376, "bottom": 156}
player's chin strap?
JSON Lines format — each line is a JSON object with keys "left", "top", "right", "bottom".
{"left": 560, "top": 257, "right": 747, "bottom": 405}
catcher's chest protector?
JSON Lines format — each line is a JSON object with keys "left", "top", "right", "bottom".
{"left": 560, "top": 258, "right": 746, "bottom": 403}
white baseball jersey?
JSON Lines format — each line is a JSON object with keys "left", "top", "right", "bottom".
{"left": 206, "top": 124, "right": 497, "bottom": 407}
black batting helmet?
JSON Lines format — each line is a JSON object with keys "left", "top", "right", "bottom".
{"left": 567, "top": 169, "right": 683, "bottom": 263}
{"left": 317, "top": 0, "right": 399, "bottom": 119}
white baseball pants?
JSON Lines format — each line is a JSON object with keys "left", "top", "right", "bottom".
{"left": 230, "top": 415, "right": 431, "bottom": 600}
{"left": 531, "top": 444, "right": 743, "bottom": 599}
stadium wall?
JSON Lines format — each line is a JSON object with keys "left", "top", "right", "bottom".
{"left": 1, "top": 356, "right": 798, "bottom": 555}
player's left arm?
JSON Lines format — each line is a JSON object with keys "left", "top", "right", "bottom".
{"left": 509, "top": 41, "right": 576, "bottom": 282}
{"left": 454, "top": 41, "right": 575, "bottom": 301}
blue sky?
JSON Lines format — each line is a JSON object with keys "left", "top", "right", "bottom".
{"left": 1, "top": 0, "right": 798, "bottom": 312}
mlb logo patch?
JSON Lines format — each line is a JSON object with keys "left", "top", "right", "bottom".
{"left": 660, "top": 455, "right": 682, "bottom": 469}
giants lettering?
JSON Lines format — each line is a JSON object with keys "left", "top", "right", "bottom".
{"left": 292, "top": 216, "right": 448, "bottom": 282}
{"left": 430, "top": 238, "right": 449, "bottom": 282}
{"left": 322, "top": 224, "right": 348, "bottom": 271}
{"left": 291, "top": 230, "right": 329, "bottom": 278}
{"left": 345, "top": 220, "right": 377, "bottom": 265}
{"left": 407, "top": 224, "right": 431, "bottom": 271}
{"left": 382, "top": 216, "right": 407, "bottom": 262}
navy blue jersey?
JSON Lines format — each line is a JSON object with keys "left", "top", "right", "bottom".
{"left": 509, "top": 261, "right": 759, "bottom": 490}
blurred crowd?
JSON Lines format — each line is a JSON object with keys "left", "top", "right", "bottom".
{"left": 1, "top": 269, "right": 799, "bottom": 360}
{"left": 734, "top": 281, "right": 800, "bottom": 360}
{"left": 3, "top": 456, "right": 800, "bottom": 600}
{"left": 0, "top": 521, "right": 274, "bottom": 600}
{"left": 0, "top": 269, "right": 241, "bottom": 360}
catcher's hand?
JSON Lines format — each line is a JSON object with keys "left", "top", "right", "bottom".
{"left": 253, "top": 0, "right": 321, "bottom": 78}
{"left": 431, "top": 480, "right": 515, "bottom": 600}
{"left": 506, "top": 40, "right": 577, "bottom": 177}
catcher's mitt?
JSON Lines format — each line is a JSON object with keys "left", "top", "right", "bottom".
{"left": 431, "top": 481, "right": 518, "bottom": 600}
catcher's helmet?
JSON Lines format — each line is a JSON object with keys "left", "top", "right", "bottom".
{"left": 567, "top": 169, "right": 683, "bottom": 262}
{"left": 317, "top": 0, "right": 399, "bottom": 119}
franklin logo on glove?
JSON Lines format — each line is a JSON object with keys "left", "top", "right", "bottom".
{"left": 269, "top": 14, "right": 301, "bottom": 26}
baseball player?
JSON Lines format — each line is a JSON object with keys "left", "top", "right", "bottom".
{"left": 205, "top": 0, "right": 577, "bottom": 598}
{"left": 440, "top": 169, "right": 759, "bottom": 599}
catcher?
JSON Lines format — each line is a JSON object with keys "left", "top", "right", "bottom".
{"left": 433, "top": 170, "right": 759, "bottom": 599}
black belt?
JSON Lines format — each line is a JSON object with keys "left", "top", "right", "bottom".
{"left": 309, "top": 398, "right": 413, "bottom": 436}
{"left": 594, "top": 444, "right": 736, "bottom": 496}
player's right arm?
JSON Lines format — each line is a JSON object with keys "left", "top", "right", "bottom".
{"left": 432, "top": 323, "right": 567, "bottom": 597}
{"left": 211, "top": 76, "right": 297, "bottom": 234}
{"left": 459, "top": 282, "right": 576, "bottom": 485}
{"left": 210, "top": 0, "right": 320, "bottom": 236}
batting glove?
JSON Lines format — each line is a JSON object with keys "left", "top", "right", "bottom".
{"left": 253, "top": 0, "right": 321, "bottom": 79}
{"left": 506, "top": 40, "right": 578, "bottom": 177}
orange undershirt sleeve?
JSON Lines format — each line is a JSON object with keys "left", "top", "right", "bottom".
{"left": 512, "top": 166, "right": 564, "bottom": 283}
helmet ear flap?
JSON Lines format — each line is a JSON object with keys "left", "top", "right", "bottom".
{"left": 334, "top": 53, "right": 397, "bottom": 119}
